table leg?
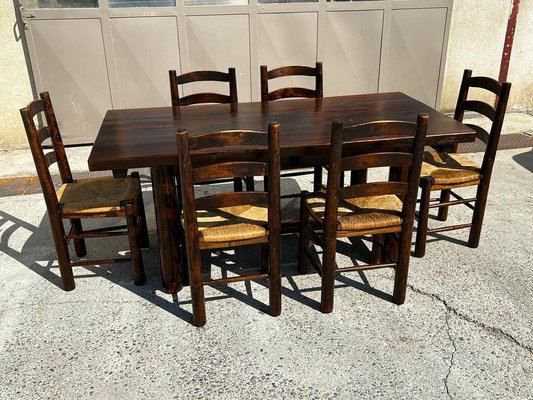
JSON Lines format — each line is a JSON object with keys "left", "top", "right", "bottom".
{"left": 150, "top": 166, "right": 183, "bottom": 293}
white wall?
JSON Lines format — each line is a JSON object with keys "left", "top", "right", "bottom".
{"left": 0, "top": 0, "right": 33, "bottom": 150}
{"left": 441, "top": 0, "right": 532, "bottom": 112}
{"left": 1, "top": 0, "right": 531, "bottom": 150}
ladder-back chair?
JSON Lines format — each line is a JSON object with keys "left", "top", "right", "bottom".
{"left": 414, "top": 69, "right": 511, "bottom": 257}
{"left": 298, "top": 115, "right": 428, "bottom": 312}
{"left": 169, "top": 68, "right": 250, "bottom": 191}
{"left": 176, "top": 122, "right": 281, "bottom": 327}
{"left": 260, "top": 62, "right": 323, "bottom": 194}
{"left": 20, "top": 92, "right": 149, "bottom": 290}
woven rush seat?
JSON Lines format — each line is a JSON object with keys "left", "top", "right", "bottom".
{"left": 305, "top": 194, "right": 403, "bottom": 232}
{"left": 422, "top": 148, "right": 480, "bottom": 189}
{"left": 56, "top": 176, "right": 140, "bottom": 215}
{"left": 196, "top": 204, "right": 268, "bottom": 243}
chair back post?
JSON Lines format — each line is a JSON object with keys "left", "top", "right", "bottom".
{"left": 323, "top": 119, "right": 344, "bottom": 238}
{"left": 267, "top": 121, "right": 281, "bottom": 237}
{"left": 401, "top": 113, "right": 429, "bottom": 232}
{"left": 228, "top": 67, "right": 238, "bottom": 104}
{"left": 453, "top": 69, "right": 472, "bottom": 122}
{"left": 260, "top": 65, "right": 269, "bottom": 103}
{"left": 169, "top": 70, "right": 180, "bottom": 107}
{"left": 176, "top": 129, "right": 199, "bottom": 244}
{"left": 40, "top": 92, "right": 73, "bottom": 184}
{"left": 480, "top": 80, "right": 511, "bottom": 180}
{"left": 20, "top": 100, "right": 60, "bottom": 213}
{"left": 315, "top": 62, "right": 323, "bottom": 98}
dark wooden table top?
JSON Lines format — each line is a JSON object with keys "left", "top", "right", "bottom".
{"left": 88, "top": 92, "right": 475, "bottom": 171}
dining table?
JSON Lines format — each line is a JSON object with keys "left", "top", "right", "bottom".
{"left": 88, "top": 92, "right": 476, "bottom": 294}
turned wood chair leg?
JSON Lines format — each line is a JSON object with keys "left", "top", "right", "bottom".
{"left": 297, "top": 192, "right": 310, "bottom": 274}
{"left": 233, "top": 177, "right": 243, "bottom": 192}
{"left": 269, "top": 235, "right": 282, "bottom": 317}
{"left": 260, "top": 243, "right": 268, "bottom": 274}
{"left": 245, "top": 176, "right": 255, "bottom": 191}
{"left": 468, "top": 179, "right": 490, "bottom": 248}
{"left": 130, "top": 172, "right": 149, "bottom": 249}
{"left": 415, "top": 177, "right": 432, "bottom": 258}
{"left": 371, "top": 233, "right": 385, "bottom": 264}
{"left": 70, "top": 219, "right": 87, "bottom": 257}
{"left": 320, "top": 234, "right": 337, "bottom": 313}
{"left": 392, "top": 239, "right": 409, "bottom": 305}
{"left": 437, "top": 189, "right": 451, "bottom": 221}
{"left": 125, "top": 202, "right": 145, "bottom": 286}
{"left": 52, "top": 218, "right": 75, "bottom": 291}
{"left": 187, "top": 246, "right": 206, "bottom": 327}
{"left": 313, "top": 167, "right": 322, "bottom": 191}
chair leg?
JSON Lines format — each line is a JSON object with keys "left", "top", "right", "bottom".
{"left": 52, "top": 218, "right": 75, "bottom": 291}
{"left": 320, "top": 234, "right": 336, "bottom": 313}
{"left": 188, "top": 247, "right": 206, "bottom": 327}
{"left": 233, "top": 177, "right": 243, "bottom": 192}
{"left": 414, "top": 177, "right": 432, "bottom": 258}
{"left": 468, "top": 180, "right": 490, "bottom": 248}
{"left": 245, "top": 176, "right": 255, "bottom": 191}
{"left": 392, "top": 232, "right": 411, "bottom": 305}
{"left": 268, "top": 234, "right": 281, "bottom": 317}
{"left": 125, "top": 202, "right": 145, "bottom": 286}
{"left": 70, "top": 219, "right": 87, "bottom": 257}
{"left": 437, "top": 190, "right": 451, "bottom": 221}
{"left": 260, "top": 243, "right": 268, "bottom": 274}
{"left": 137, "top": 193, "right": 150, "bottom": 249}
{"left": 297, "top": 192, "right": 310, "bottom": 274}
{"left": 371, "top": 233, "right": 384, "bottom": 264}
{"left": 313, "top": 167, "right": 322, "bottom": 191}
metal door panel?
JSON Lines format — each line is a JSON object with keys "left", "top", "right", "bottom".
{"left": 257, "top": 12, "right": 318, "bottom": 92}
{"left": 29, "top": 19, "right": 112, "bottom": 144}
{"left": 185, "top": 14, "right": 251, "bottom": 102}
{"left": 110, "top": 16, "right": 181, "bottom": 108}
{"left": 379, "top": 7, "right": 447, "bottom": 107}
{"left": 324, "top": 10, "right": 383, "bottom": 96}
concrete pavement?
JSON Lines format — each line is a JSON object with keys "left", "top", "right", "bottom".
{"left": 0, "top": 143, "right": 532, "bottom": 399}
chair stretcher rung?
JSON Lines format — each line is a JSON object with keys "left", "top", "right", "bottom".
{"left": 70, "top": 257, "right": 130, "bottom": 267}
{"left": 428, "top": 223, "right": 472, "bottom": 233}
{"left": 203, "top": 272, "right": 269, "bottom": 286}
{"left": 429, "top": 198, "right": 476, "bottom": 208}
{"left": 336, "top": 263, "right": 396, "bottom": 273}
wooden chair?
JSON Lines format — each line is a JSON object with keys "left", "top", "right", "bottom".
{"left": 20, "top": 92, "right": 149, "bottom": 291}
{"left": 176, "top": 122, "right": 281, "bottom": 327}
{"left": 414, "top": 70, "right": 512, "bottom": 257}
{"left": 260, "top": 62, "right": 323, "bottom": 194}
{"left": 298, "top": 115, "right": 428, "bottom": 312}
{"left": 169, "top": 68, "right": 250, "bottom": 191}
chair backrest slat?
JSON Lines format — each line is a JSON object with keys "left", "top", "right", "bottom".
{"left": 169, "top": 68, "right": 238, "bottom": 107}
{"left": 341, "top": 152, "right": 413, "bottom": 171}
{"left": 260, "top": 62, "right": 323, "bottom": 103}
{"left": 339, "top": 182, "right": 409, "bottom": 200}
{"left": 193, "top": 162, "right": 267, "bottom": 183}
{"left": 195, "top": 191, "right": 268, "bottom": 210}
{"left": 190, "top": 130, "right": 267, "bottom": 150}
{"left": 468, "top": 76, "right": 502, "bottom": 95}
{"left": 44, "top": 151, "right": 58, "bottom": 168}
{"left": 463, "top": 100, "right": 496, "bottom": 121}
{"left": 465, "top": 123, "right": 491, "bottom": 145}
{"left": 37, "top": 126, "right": 51, "bottom": 144}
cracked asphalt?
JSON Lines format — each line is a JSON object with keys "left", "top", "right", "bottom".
{"left": 0, "top": 147, "right": 532, "bottom": 399}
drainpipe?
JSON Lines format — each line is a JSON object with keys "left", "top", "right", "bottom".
{"left": 498, "top": 0, "right": 520, "bottom": 84}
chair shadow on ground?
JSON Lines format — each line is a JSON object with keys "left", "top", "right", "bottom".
{"left": 0, "top": 175, "right": 400, "bottom": 325}
{"left": 512, "top": 148, "right": 533, "bottom": 173}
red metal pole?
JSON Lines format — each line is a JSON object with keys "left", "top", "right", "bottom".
{"left": 498, "top": 0, "right": 520, "bottom": 84}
